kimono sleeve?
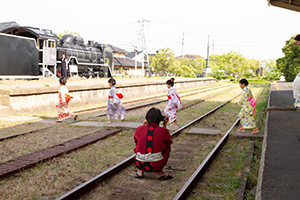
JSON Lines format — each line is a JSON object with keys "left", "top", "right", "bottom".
{"left": 111, "top": 87, "right": 120, "bottom": 104}
{"left": 237, "top": 90, "right": 246, "bottom": 106}
{"left": 59, "top": 86, "right": 67, "bottom": 104}
{"left": 163, "top": 129, "right": 173, "bottom": 146}
{"left": 169, "top": 89, "right": 176, "bottom": 101}
{"left": 248, "top": 89, "right": 254, "bottom": 99}
{"left": 293, "top": 74, "right": 300, "bottom": 99}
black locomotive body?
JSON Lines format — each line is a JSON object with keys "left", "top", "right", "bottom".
{"left": 0, "top": 22, "right": 113, "bottom": 78}
{"left": 57, "top": 34, "right": 113, "bottom": 78}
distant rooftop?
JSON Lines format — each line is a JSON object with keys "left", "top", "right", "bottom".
{"left": 175, "top": 54, "right": 205, "bottom": 59}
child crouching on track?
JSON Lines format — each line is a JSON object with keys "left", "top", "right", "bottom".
{"left": 164, "top": 78, "right": 181, "bottom": 127}
{"left": 134, "top": 107, "right": 174, "bottom": 180}
{"left": 236, "top": 78, "right": 259, "bottom": 134}
{"left": 106, "top": 78, "right": 125, "bottom": 123}
{"left": 56, "top": 77, "right": 77, "bottom": 123}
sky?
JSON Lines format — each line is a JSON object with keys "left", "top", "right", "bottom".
{"left": 1, "top": 0, "right": 300, "bottom": 61}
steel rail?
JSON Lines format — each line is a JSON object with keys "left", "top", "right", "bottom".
{"left": 94, "top": 84, "right": 235, "bottom": 117}
{"left": 172, "top": 87, "right": 264, "bottom": 200}
{"left": 55, "top": 91, "right": 242, "bottom": 200}
{"left": 74, "top": 84, "right": 232, "bottom": 114}
{"left": 0, "top": 85, "right": 234, "bottom": 142}
{"left": 0, "top": 125, "right": 54, "bottom": 142}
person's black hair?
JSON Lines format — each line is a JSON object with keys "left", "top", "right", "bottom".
{"left": 166, "top": 77, "right": 175, "bottom": 86}
{"left": 239, "top": 78, "right": 249, "bottom": 86}
{"left": 145, "top": 107, "right": 165, "bottom": 125}
{"left": 59, "top": 77, "right": 67, "bottom": 85}
{"left": 295, "top": 34, "right": 300, "bottom": 41}
{"left": 108, "top": 77, "right": 116, "bottom": 85}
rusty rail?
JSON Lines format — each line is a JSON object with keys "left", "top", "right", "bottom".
{"left": 172, "top": 87, "right": 264, "bottom": 200}
{"left": 55, "top": 91, "right": 242, "bottom": 200}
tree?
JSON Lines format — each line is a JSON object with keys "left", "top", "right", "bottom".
{"left": 246, "top": 59, "right": 260, "bottom": 76}
{"left": 209, "top": 51, "right": 261, "bottom": 79}
{"left": 276, "top": 35, "right": 300, "bottom": 81}
{"left": 174, "top": 58, "right": 196, "bottom": 77}
{"left": 150, "top": 48, "right": 175, "bottom": 76}
{"left": 261, "top": 59, "right": 280, "bottom": 80}
{"left": 58, "top": 30, "right": 81, "bottom": 39}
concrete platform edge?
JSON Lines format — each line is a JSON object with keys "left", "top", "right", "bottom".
{"left": 255, "top": 83, "right": 271, "bottom": 200}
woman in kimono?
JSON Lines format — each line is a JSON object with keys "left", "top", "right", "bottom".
{"left": 106, "top": 78, "right": 125, "bottom": 123}
{"left": 134, "top": 107, "right": 174, "bottom": 180}
{"left": 293, "top": 72, "right": 300, "bottom": 108}
{"left": 56, "top": 77, "right": 77, "bottom": 122}
{"left": 293, "top": 35, "right": 300, "bottom": 108}
{"left": 61, "top": 52, "right": 68, "bottom": 79}
{"left": 164, "top": 78, "right": 181, "bottom": 127}
{"left": 236, "top": 79, "right": 259, "bottom": 134}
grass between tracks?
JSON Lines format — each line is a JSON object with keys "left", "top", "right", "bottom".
{"left": 187, "top": 83, "right": 269, "bottom": 200}
{"left": 243, "top": 83, "right": 269, "bottom": 200}
{"left": 0, "top": 82, "right": 269, "bottom": 199}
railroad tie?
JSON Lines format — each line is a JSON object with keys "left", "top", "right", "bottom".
{"left": 0, "top": 129, "right": 121, "bottom": 179}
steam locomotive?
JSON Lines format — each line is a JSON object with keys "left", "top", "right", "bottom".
{"left": 56, "top": 34, "right": 113, "bottom": 78}
{"left": 0, "top": 22, "right": 113, "bottom": 78}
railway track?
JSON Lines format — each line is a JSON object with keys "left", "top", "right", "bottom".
{"left": 0, "top": 85, "right": 238, "bottom": 181}
{"left": 55, "top": 89, "right": 247, "bottom": 200}
{"left": 0, "top": 86, "right": 238, "bottom": 180}
{"left": 74, "top": 84, "right": 231, "bottom": 114}
{"left": 173, "top": 88, "right": 263, "bottom": 200}
{"left": 0, "top": 84, "right": 235, "bottom": 141}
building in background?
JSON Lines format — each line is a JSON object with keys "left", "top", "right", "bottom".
{"left": 107, "top": 45, "right": 143, "bottom": 76}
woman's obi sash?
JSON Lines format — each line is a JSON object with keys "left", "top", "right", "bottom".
{"left": 167, "top": 94, "right": 181, "bottom": 104}
{"left": 108, "top": 93, "right": 123, "bottom": 99}
{"left": 135, "top": 152, "right": 163, "bottom": 162}
{"left": 248, "top": 98, "right": 256, "bottom": 114}
{"left": 65, "top": 94, "right": 73, "bottom": 103}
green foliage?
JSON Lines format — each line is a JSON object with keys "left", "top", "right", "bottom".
{"left": 209, "top": 51, "right": 260, "bottom": 79}
{"left": 150, "top": 48, "right": 175, "bottom": 76}
{"left": 150, "top": 48, "right": 205, "bottom": 77}
{"left": 261, "top": 59, "right": 280, "bottom": 81}
{"left": 276, "top": 35, "right": 300, "bottom": 81}
{"left": 58, "top": 30, "right": 81, "bottom": 39}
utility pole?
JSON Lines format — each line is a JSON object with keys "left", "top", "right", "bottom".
{"left": 134, "top": 46, "right": 137, "bottom": 78}
{"left": 206, "top": 35, "right": 210, "bottom": 69}
{"left": 139, "top": 19, "right": 150, "bottom": 77}
{"left": 182, "top": 31, "right": 184, "bottom": 58}
{"left": 201, "top": 34, "right": 212, "bottom": 77}
{"left": 212, "top": 40, "right": 214, "bottom": 55}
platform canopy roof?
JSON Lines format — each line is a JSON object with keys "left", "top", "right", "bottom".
{"left": 268, "top": 0, "right": 300, "bottom": 12}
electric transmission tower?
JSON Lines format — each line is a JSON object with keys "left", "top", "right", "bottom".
{"left": 138, "top": 19, "right": 150, "bottom": 77}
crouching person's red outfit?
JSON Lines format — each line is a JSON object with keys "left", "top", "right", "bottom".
{"left": 134, "top": 122, "right": 172, "bottom": 172}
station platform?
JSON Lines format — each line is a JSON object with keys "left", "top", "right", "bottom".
{"left": 256, "top": 82, "right": 300, "bottom": 200}
{"left": 0, "top": 77, "right": 217, "bottom": 116}
{"left": 0, "top": 77, "right": 215, "bottom": 95}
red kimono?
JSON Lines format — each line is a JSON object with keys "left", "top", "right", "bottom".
{"left": 134, "top": 122, "right": 173, "bottom": 172}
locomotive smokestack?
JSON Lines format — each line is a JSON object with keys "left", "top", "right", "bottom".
{"left": 88, "top": 40, "right": 94, "bottom": 46}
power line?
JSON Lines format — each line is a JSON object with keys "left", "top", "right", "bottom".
{"left": 150, "top": 20, "right": 297, "bottom": 28}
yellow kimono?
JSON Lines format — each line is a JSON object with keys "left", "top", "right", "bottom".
{"left": 237, "top": 86, "right": 256, "bottom": 129}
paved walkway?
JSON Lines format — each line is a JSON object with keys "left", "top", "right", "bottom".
{"left": 256, "top": 82, "right": 300, "bottom": 200}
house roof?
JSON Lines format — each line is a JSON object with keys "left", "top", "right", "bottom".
{"left": 268, "top": 0, "right": 300, "bottom": 12}
{"left": 175, "top": 54, "right": 205, "bottom": 59}
{"left": 114, "top": 57, "right": 143, "bottom": 68}
{"left": 126, "top": 51, "right": 142, "bottom": 58}
{"left": 148, "top": 53, "right": 156, "bottom": 57}
{"left": 107, "top": 44, "right": 130, "bottom": 54}
{"left": 126, "top": 51, "right": 156, "bottom": 60}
